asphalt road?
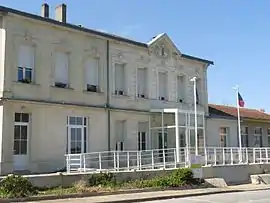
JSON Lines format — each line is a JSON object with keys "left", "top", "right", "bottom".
{"left": 144, "top": 190, "right": 270, "bottom": 203}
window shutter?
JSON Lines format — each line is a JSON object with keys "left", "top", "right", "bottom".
{"left": 158, "top": 72, "right": 166, "bottom": 98}
{"left": 137, "top": 68, "right": 147, "bottom": 95}
{"left": 85, "top": 58, "right": 98, "bottom": 86}
{"left": 54, "top": 52, "right": 68, "bottom": 84}
{"left": 18, "top": 45, "right": 34, "bottom": 68}
{"left": 115, "top": 64, "right": 125, "bottom": 91}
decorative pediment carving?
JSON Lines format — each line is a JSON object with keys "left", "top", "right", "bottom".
{"left": 154, "top": 44, "right": 170, "bottom": 59}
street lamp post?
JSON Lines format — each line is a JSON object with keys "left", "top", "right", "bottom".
{"left": 190, "top": 76, "right": 198, "bottom": 156}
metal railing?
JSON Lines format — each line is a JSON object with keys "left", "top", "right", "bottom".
{"left": 65, "top": 147, "right": 270, "bottom": 173}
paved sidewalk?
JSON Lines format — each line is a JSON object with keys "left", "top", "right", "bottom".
{"left": 24, "top": 184, "right": 270, "bottom": 203}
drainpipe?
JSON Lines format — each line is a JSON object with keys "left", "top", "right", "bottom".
{"left": 106, "top": 40, "right": 111, "bottom": 151}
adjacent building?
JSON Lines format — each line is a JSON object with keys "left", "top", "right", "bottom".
{"left": 209, "top": 104, "right": 270, "bottom": 148}
{"left": 0, "top": 4, "right": 214, "bottom": 174}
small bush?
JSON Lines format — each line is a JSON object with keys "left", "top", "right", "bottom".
{"left": 168, "top": 168, "right": 194, "bottom": 187}
{"left": 88, "top": 172, "right": 116, "bottom": 187}
{"left": 0, "top": 174, "right": 37, "bottom": 198}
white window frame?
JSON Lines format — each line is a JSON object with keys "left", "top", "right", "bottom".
{"left": 158, "top": 71, "right": 168, "bottom": 101}
{"left": 137, "top": 67, "right": 148, "bottom": 99}
{"left": 66, "top": 116, "right": 88, "bottom": 154}
{"left": 254, "top": 127, "right": 263, "bottom": 147}
{"left": 114, "top": 63, "right": 126, "bottom": 96}
{"left": 241, "top": 126, "right": 249, "bottom": 147}
{"left": 84, "top": 57, "right": 100, "bottom": 92}
{"left": 14, "top": 113, "right": 30, "bottom": 155}
{"left": 138, "top": 132, "right": 147, "bottom": 151}
{"left": 220, "top": 127, "right": 229, "bottom": 147}
{"left": 54, "top": 51, "right": 69, "bottom": 88}
{"left": 17, "top": 45, "right": 35, "bottom": 83}
{"left": 267, "top": 128, "right": 270, "bottom": 147}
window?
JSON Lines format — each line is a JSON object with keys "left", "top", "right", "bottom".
{"left": 267, "top": 128, "right": 270, "bottom": 147}
{"left": 137, "top": 68, "right": 148, "bottom": 98}
{"left": 17, "top": 45, "right": 34, "bottom": 83}
{"left": 195, "top": 78, "right": 201, "bottom": 104}
{"left": 241, "top": 126, "right": 249, "bottom": 147}
{"left": 158, "top": 72, "right": 168, "bottom": 101}
{"left": 54, "top": 52, "right": 69, "bottom": 88}
{"left": 177, "top": 75, "right": 185, "bottom": 102}
{"left": 14, "top": 113, "right": 30, "bottom": 155}
{"left": 138, "top": 122, "right": 148, "bottom": 151}
{"left": 220, "top": 127, "right": 228, "bottom": 147}
{"left": 114, "top": 64, "right": 125, "bottom": 95}
{"left": 254, "top": 127, "right": 262, "bottom": 147}
{"left": 85, "top": 58, "right": 99, "bottom": 92}
{"left": 115, "top": 120, "right": 125, "bottom": 151}
{"left": 67, "top": 116, "right": 88, "bottom": 154}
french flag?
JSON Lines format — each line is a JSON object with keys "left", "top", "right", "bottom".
{"left": 238, "top": 93, "right": 245, "bottom": 107}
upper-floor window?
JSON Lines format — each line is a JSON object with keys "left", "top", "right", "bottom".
{"left": 177, "top": 75, "right": 186, "bottom": 103}
{"left": 17, "top": 45, "right": 35, "bottom": 84}
{"left": 158, "top": 71, "right": 168, "bottom": 101}
{"left": 253, "top": 127, "right": 262, "bottom": 147}
{"left": 241, "top": 126, "right": 249, "bottom": 147}
{"left": 220, "top": 127, "right": 228, "bottom": 147}
{"left": 114, "top": 63, "right": 125, "bottom": 95}
{"left": 196, "top": 78, "right": 201, "bottom": 104}
{"left": 85, "top": 58, "right": 100, "bottom": 92}
{"left": 54, "top": 51, "right": 69, "bottom": 88}
{"left": 137, "top": 68, "right": 148, "bottom": 98}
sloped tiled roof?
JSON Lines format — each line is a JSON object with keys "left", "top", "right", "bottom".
{"left": 209, "top": 104, "right": 270, "bottom": 121}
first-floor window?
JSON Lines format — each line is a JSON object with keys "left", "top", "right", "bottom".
{"left": 14, "top": 113, "right": 30, "bottom": 155}
{"left": 267, "top": 128, "right": 270, "bottom": 147}
{"left": 138, "top": 132, "right": 146, "bottom": 151}
{"left": 254, "top": 127, "right": 262, "bottom": 147}
{"left": 67, "top": 116, "right": 88, "bottom": 154}
{"left": 220, "top": 127, "right": 228, "bottom": 147}
{"left": 241, "top": 126, "right": 249, "bottom": 147}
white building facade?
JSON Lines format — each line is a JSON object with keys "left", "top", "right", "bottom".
{"left": 0, "top": 4, "right": 214, "bottom": 174}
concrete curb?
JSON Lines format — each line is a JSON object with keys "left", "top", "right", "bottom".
{"left": 0, "top": 187, "right": 270, "bottom": 203}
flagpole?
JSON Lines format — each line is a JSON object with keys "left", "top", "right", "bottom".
{"left": 235, "top": 85, "right": 243, "bottom": 163}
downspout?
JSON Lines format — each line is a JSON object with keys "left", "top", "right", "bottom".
{"left": 106, "top": 40, "right": 111, "bottom": 151}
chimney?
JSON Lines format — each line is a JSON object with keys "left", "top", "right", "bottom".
{"left": 41, "top": 3, "right": 49, "bottom": 18}
{"left": 55, "top": 4, "right": 67, "bottom": 23}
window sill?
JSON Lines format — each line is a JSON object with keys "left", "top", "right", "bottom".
{"left": 13, "top": 81, "right": 41, "bottom": 86}
{"left": 51, "top": 85, "right": 74, "bottom": 91}
{"left": 83, "top": 90, "right": 104, "bottom": 95}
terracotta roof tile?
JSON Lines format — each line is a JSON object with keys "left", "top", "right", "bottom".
{"left": 209, "top": 104, "right": 270, "bottom": 121}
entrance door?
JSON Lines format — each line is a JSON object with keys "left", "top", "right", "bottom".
{"left": 13, "top": 113, "right": 29, "bottom": 171}
{"left": 158, "top": 132, "right": 168, "bottom": 162}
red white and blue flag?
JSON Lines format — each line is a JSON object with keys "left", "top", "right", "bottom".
{"left": 238, "top": 92, "right": 245, "bottom": 107}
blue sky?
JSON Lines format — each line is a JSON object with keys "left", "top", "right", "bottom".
{"left": 1, "top": 0, "right": 270, "bottom": 111}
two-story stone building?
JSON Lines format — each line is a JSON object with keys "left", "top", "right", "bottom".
{"left": 0, "top": 4, "right": 214, "bottom": 174}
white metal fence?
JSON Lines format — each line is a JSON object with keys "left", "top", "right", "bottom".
{"left": 65, "top": 147, "right": 270, "bottom": 173}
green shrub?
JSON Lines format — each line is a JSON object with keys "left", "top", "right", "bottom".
{"left": 133, "top": 168, "right": 194, "bottom": 188}
{"left": 88, "top": 172, "right": 116, "bottom": 187}
{"left": 168, "top": 168, "right": 194, "bottom": 187}
{"left": 0, "top": 174, "right": 37, "bottom": 198}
